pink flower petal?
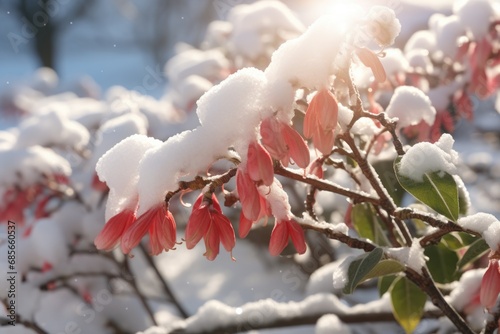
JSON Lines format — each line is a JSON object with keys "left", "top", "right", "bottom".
{"left": 239, "top": 213, "right": 253, "bottom": 238}
{"left": 149, "top": 209, "right": 177, "bottom": 255}
{"left": 121, "top": 205, "right": 158, "bottom": 254}
{"left": 94, "top": 209, "right": 136, "bottom": 251}
{"left": 269, "top": 221, "right": 289, "bottom": 256}
{"left": 480, "top": 260, "right": 500, "bottom": 309}
{"left": 287, "top": 220, "right": 306, "bottom": 255}
{"left": 247, "top": 141, "right": 274, "bottom": 186}
{"left": 212, "top": 211, "right": 235, "bottom": 252}
{"left": 236, "top": 169, "right": 262, "bottom": 221}
{"left": 281, "top": 123, "right": 310, "bottom": 168}
{"left": 203, "top": 224, "right": 220, "bottom": 261}
{"left": 356, "top": 47, "right": 387, "bottom": 83}
{"left": 185, "top": 195, "right": 211, "bottom": 249}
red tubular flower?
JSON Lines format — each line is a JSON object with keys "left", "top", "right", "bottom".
{"left": 94, "top": 209, "right": 136, "bottom": 252}
{"left": 185, "top": 193, "right": 236, "bottom": 261}
{"left": 236, "top": 168, "right": 263, "bottom": 221}
{"left": 247, "top": 141, "right": 274, "bottom": 186}
{"left": 120, "top": 204, "right": 177, "bottom": 255}
{"left": 260, "top": 117, "right": 310, "bottom": 168}
{"left": 304, "top": 89, "right": 338, "bottom": 155}
{"left": 269, "top": 220, "right": 306, "bottom": 256}
{"left": 480, "top": 259, "right": 500, "bottom": 309}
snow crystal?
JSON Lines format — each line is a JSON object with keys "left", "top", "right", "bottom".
{"left": 386, "top": 239, "right": 427, "bottom": 274}
{"left": 386, "top": 86, "right": 436, "bottom": 129}
{"left": 316, "top": 314, "right": 352, "bottom": 334}
{"left": 364, "top": 6, "right": 401, "bottom": 47}
{"left": 398, "top": 133, "right": 459, "bottom": 182}
{"left": 96, "top": 134, "right": 162, "bottom": 220}
{"left": 264, "top": 15, "right": 343, "bottom": 89}
{"left": 454, "top": 0, "right": 495, "bottom": 39}
{"left": 458, "top": 213, "right": 500, "bottom": 250}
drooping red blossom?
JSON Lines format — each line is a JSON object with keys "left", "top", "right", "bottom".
{"left": 236, "top": 168, "right": 264, "bottom": 221}
{"left": 269, "top": 219, "right": 306, "bottom": 256}
{"left": 480, "top": 259, "right": 500, "bottom": 309}
{"left": 0, "top": 186, "right": 41, "bottom": 225}
{"left": 238, "top": 195, "right": 270, "bottom": 238}
{"left": 260, "top": 117, "right": 310, "bottom": 168}
{"left": 246, "top": 141, "right": 274, "bottom": 186}
{"left": 120, "top": 204, "right": 177, "bottom": 255}
{"left": 94, "top": 209, "right": 136, "bottom": 252}
{"left": 304, "top": 89, "right": 339, "bottom": 155}
{"left": 185, "top": 193, "right": 236, "bottom": 261}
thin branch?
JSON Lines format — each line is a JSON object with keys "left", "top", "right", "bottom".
{"left": 138, "top": 244, "right": 189, "bottom": 318}
{"left": 274, "top": 164, "right": 380, "bottom": 206}
{"left": 170, "top": 308, "right": 444, "bottom": 334}
{"left": 123, "top": 257, "right": 158, "bottom": 326}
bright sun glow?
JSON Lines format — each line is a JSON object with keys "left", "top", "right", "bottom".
{"left": 324, "top": 2, "right": 364, "bottom": 33}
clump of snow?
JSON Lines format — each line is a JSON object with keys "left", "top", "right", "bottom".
{"left": 258, "top": 179, "right": 291, "bottom": 221}
{"left": 136, "top": 68, "right": 271, "bottom": 213}
{"left": 398, "top": 134, "right": 459, "bottom": 182}
{"left": 448, "top": 268, "right": 483, "bottom": 310}
{"left": 380, "top": 48, "right": 408, "bottom": 77}
{"left": 0, "top": 146, "right": 71, "bottom": 187}
{"left": 386, "top": 86, "right": 436, "bottom": 129}
{"left": 432, "top": 15, "right": 465, "bottom": 59}
{"left": 228, "top": 0, "right": 305, "bottom": 60}
{"left": 264, "top": 15, "right": 343, "bottom": 89}
{"left": 458, "top": 212, "right": 500, "bottom": 251}
{"left": 316, "top": 314, "right": 352, "bottom": 334}
{"left": 337, "top": 103, "right": 354, "bottom": 133}
{"left": 15, "top": 108, "right": 89, "bottom": 149}
{"left": 332, "top": 255, "right": 356, "bottom": 290}
{"left": 364, "top": 6, "right": 401, "bottom": 47}
{"left": 404, "top": 30, "right": 436, "bottom": 55}
{"left": 386, "top": 239, "right": 427, "bottom": 274}
{"left": 96, "top": 134, "right": 162, "bottom": 220}
{"left": 454, "top": 0, "right": 495, "bottom": 39}
{"left": 406, "top": 49, "right": 434, "bottom": 74}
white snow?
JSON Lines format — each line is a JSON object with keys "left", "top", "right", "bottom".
{"left": 315, "top": 314, "right": 352, "bottom": 334}
{"left": 386, "top": 239, "right": 427, "bottom": 274}
{"left": 454, "top": 0, "right": 496, "bottom": 39}
{"left": 398, "top": 133, "right": 459, "bottom": 182}
{"left": 264, "top": 16, "right": 343, "bottom": 89}
{"left": 380, "top": 48, "right": 409, "bottom": 78}
{"left": 458, "top": 212, "right": 500, "bottom": 250}
{"left": 96, "top": 134, "right": 162, "bottom": 220}
{"left": 364, "top": 6, "right": 401, "bottom": 47}
{"left": 0, "top": 145, "right": 71, "bottom": 188}
{"left": 386, "top": 86, "right": 436, "bottom": 129}
{"left": 258, "top": 179, "right": 291, "bottom": 221}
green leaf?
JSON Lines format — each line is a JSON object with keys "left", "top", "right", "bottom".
{"left": 424, "top": 243, "right": 459, "bottom": 283}
{"left": 390, "top": 276, "right": 427, "bottom": 334}
{"left": 343, "top": 248, "right": 384, "bottom": 294}
{"left": 441, "top": 233, "right": 464, "bottom": 250}
{"left": 394, "top": 157, "right": 460, "bottom": 221}
{"left": 352, "top": 203, "right": 391, "bottom": 246}
{"left": 373, "top": 159, "right": 406, "bottom": 205}
{"left": 457, "top": 238, "right": 489, "bottom": 270}
{"left": 363, "top": 259, "right": 405, "bottom": 281}
{"left": 378, "top": 275, "right": 397, "bottom": 297}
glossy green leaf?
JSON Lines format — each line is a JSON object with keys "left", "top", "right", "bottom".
{"left": 378, "top": 275, "right": 397, "bottom": 297}
{"left": 373, "top": 159, "right": 406, "bottom": 205}
{"left": 363, "top": 260, "right": 405, "bottom": 281}
{"left": 394, "top": 157, "right": 460, "bottom": 221}
{"left": 441, "top": 233, "right": 464, "bottom": 250}
{"left": 352, "top": 203, "right": 391, "bottom": 246}
{"left": 424, "top": 243, "right": 459, "bottom": 283}
{"left": 343, "top": 248, "right": 384, "bottom": 294}
{"left": 457, "top": 238, "right": 489, "bottom": 270}
{"left": 390, "top": 276, "right": 427, "bottom": 334}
